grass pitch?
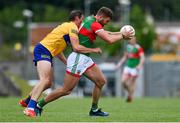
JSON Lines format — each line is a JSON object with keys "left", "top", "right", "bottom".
{"left": 0, "top": 97, "right": 180, "bottom": 122}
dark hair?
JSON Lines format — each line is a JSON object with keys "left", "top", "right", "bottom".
{"left": 69, "top": 10, "right": 83, "bottom": 21}
{"left": 97, "top": 7, "right": 113, "bottom": 19}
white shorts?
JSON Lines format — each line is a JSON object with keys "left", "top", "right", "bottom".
{"left": 66, "top": 52, "right": 95, "bottom": 77}
{"left": 123, "top": 66, "right": 138, "bottom": 77}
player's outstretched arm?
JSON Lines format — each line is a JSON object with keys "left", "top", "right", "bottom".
{"left": 70, "top": 36, "right": 102, "bottom": 54}
{"left": 116, "top": 52, "right": 127, "bottom": 69}
{"left": 106, "top": 31, "right": 122, "bottom": 35}
{"left": 96, "top": 30, "right": 123, "bottom": 44}
{"left": 96, "top": 29, "right": 133, "bottom": 44}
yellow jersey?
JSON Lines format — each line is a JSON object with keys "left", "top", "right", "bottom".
{"left": 40, "top": 22, "right": 78, "bottom": 57}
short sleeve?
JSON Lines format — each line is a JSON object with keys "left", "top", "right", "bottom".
{"left": 68, "top": 23, "right": 79, "bottom": 39}
{"left": 138, "top": 47, "right": 144, "bottom": 55}
{"left": 91, "top": 22, "right": 103, "bottom": 33}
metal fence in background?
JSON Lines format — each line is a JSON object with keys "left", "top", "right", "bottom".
{"left": 24, "top": 56, "right": 180, "bottom": 97}
{"left": 144, "top": 60, "right": 180, "bottom": 97}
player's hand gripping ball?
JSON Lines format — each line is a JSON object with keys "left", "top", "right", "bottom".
{"left": 120, "top": 25, "right": 135, "bottom": 39}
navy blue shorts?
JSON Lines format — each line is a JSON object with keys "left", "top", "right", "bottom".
{"left": 33, "top": 43, "right": 53, "bottom": 66}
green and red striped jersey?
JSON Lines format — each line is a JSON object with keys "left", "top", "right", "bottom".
{"left": 126, "top": 44, "right": 144, "bottom": 68}
{"left": 79, "top": 16, "right": 103, "bottom": 48}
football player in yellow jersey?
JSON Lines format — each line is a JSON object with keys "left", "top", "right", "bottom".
{"left": 34, "top": 7, "right": 134, "bottom": 117}
{"left": 19, "top": 10, "right": 102, "bottom": 117}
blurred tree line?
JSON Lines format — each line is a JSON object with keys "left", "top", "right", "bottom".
{"left": 1, "top": 0, "right": 179, "bottom": 21}
{"left": 131, "top": 0, "right": 180, "bottom": 21}
{"left": 0, "top": 0, "right": 178, "bottom": 58}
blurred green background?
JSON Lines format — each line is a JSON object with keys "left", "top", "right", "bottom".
{"left": 2, "top": 0, "right": 180, "bottom": 58}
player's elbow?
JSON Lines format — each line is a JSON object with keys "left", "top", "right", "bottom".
{"left": 108, "top": 41, "right": 114, "bottom": 44}
{"left": 106, "top": 38, "right": 114, "bottom": 44}
{"left": 104, "top": 37, "right": 115, "bottom": 44}
{"left": 98, "top": 32, "right": 115, "bottom": 44}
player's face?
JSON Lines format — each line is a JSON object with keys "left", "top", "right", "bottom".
{"left": 129, "top": 37, "right": 136, "bottom": 45}
{"left": 76, "top": 15, "right": 84, "bottom": 28}
{"left": 98, "top": 16, "right": 111, "bottom": 26}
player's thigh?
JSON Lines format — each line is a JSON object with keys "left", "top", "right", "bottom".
{"left": 37, "top": 60, "right": 53, "bottom": 81}
{"left": 130, "top": 68, "right": 138, "bottom": 78}
{"left": 63, "top": 72, "right": 80, "bottom": 91}
{"left": 84, "top": 64, "right": 106, "bottom": 86}
{"left": 122, "top": 67, "right": 130, "bottom": 82}
{"left": 130, "top": 76, "right": 137, "bottom": 83}
{"left": 122, "top": 72, "right": 130, "bottom": 82}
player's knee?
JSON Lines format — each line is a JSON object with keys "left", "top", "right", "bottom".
{"left": 46, "top": 82, "right": 53, "bottom": 88}
{"left": 41, "top": 78, "right": 52, "bottom": 88}
{"left": 101, "top": 78, "right": 107, "bottom": 86}
{"left": 122, "top": 81, "right": 128, "bottom": 89}
{"left": 96, "top": 78, "right": 106, "bottom": 88}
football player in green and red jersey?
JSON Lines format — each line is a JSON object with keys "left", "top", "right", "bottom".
{"left": 19, "top": 10, "right": 102, "bottom": 118}
{"left": 116, "top": 37, "right": 145, "bottom": 102}
{"left": 36, "top": 7, "right": 134, "bottom": 117}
